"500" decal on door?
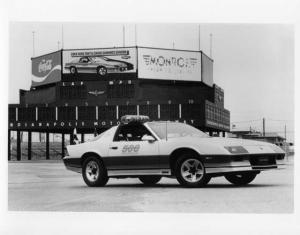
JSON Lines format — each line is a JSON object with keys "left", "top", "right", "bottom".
{"left": 122, "top": 144, "right": 140, "bottom": 153}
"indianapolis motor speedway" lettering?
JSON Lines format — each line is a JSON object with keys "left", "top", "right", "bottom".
{"left": 9, "top": 119, "right": 195, "bottom": 129}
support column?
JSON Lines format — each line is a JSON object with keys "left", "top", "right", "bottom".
{"left": 209, "top": 131, "right": 213, "bottom": 137}
{"left": 61, "top": 133, "right": 65, "bottom": 159}
{"left": 81, "top": 133, "right": 85, "bottom": 143}
{"left": 8, "top": 130, "right": 11, "bottom": 161}
{"left": 17, "top": 131, "right": 21, "bottom": 161}
{"left": 46, "top": 132, "right": 49, "bottom": 160}
{"left": 70, "top": 133, "right": 74, "bottom": 145}
{"left": 222, "top": 131, "right": 225, "bottom": 137}
{"left": 28, "top": 131, "right": 32, "bottom": 160}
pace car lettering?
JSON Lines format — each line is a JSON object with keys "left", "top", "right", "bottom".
{"left": 122, "top": 144, "right": 140, "bottom": 153}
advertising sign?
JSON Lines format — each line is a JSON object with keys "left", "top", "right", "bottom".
{"left": 138, "top": 48, "right": 201, "bottom": 82}
{"left": 31, "top": 50, "right": 62, "bottom": 87}
{"left": 201, "top": 53, "right": 214, "bottom": 87}
{"left": 62, "top": 48, "right": 137, "bottom": 76}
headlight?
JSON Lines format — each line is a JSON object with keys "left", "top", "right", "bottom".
{"left": 270, "top": 144, "right": 285, "bottom": 154}
{"left": 224, "top": 146, "right": 248, "bottom": 154}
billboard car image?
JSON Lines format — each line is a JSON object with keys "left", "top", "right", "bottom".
{"left": 63, "top": 48, "right": 137, "bottom": 76}
{"left": 64, "top": 56, "right": 134, "bottom": 76}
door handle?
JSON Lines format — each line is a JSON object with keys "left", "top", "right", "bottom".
{"left": 110, "top": 146, "right": 118, "bottom": 150}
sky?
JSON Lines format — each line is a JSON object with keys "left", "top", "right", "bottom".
{"left": 9, "top": 22, "right": 294, "bottom": 141}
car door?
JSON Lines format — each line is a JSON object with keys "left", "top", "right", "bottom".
{"left": 107, "top": 123, "right": 167, "bottom": 171}
{"left": 78, "top": 57, "right": 92, "bottom": 73}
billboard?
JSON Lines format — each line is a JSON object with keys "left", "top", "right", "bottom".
{"left": 137, "top": 48, "right": 202, "bottom": 82}
{"left": 62, "top": 48, "right": 137, "bottom": 76}
{"left": 31, "top": 50, "right": 62, "bottom": 87}
{"left": 201, "top": 53, "right": 214, "bottom": 87}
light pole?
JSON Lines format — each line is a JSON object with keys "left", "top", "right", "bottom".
{"left": 32, "top": 31, "right": 35, "bottom": 56}
{"left": 209, "top": 33, "right": 213, "bottom": 58}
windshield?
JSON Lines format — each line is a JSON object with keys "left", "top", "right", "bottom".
{"left": 94, "top": 56, "right": 109, "bottom": 61}
{"left": 89, "top": 126, "right": 116, "bottom": 141}
{"left": 147, "top": 122, "right": 208, "bottom": 139}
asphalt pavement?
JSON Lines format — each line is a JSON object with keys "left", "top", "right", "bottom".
{"left": 8, "top": 159, "right": 294, "bottom": 213}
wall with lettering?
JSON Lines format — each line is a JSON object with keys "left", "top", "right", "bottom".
{"left": 31, "top": 50, "right": 62, "bottom": 87}
{"left": 137, "top": 47, "right": 202, "bottom": 82}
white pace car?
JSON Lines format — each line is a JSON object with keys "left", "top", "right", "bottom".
{"left": 63, "top": 115, "right": 285, "bottom": 188}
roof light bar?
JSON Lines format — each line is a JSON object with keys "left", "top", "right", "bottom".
{"left": 121, "top": 115, "right": 150, "bottom": 124}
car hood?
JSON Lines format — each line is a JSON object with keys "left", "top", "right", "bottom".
{"left": 168, "top": 136, "right": 284, "bottom": 155}
{"left": 203, "top": 137, "right": 284, "bottom": 154}
{"left": 206, "top": 137, "right": 271, "bottom": 146}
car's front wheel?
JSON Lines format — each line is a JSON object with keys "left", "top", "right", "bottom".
{"left": 82, "top": 156, "right": 108, "bottom": 187}
{"left": 139, "top": 176, "right": 162, "bottom": 186}
{"left": 225, "top": 172, "right": 257, "bottom": 186}
{"left": 70, "top": 66, "right": 77, "bottom": 74}
{"left": 97, "top": 66, "right": 107, "bottom": 76}
{"left": 175, "top": 154, "right": 210, "bottom": 188}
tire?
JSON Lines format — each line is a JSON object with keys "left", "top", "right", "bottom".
{"left": 175, "top": 153, "right": 210, "bottom": 188}
{"left": 97, "top": 66, "right": 107, "bottom": 76}
{"left": 82, "top": 156, "right": 108, "bottom": 187}
{"left": 139, "top": 176, "right": 162, "bottom": 186}
{"left": 70, "top": 66, "right": 77, "bottom": 75}
{"left": 225, "top": 172, "right": 257, "bottom": 186}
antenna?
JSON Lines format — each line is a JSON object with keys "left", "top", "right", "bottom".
{"left": 263, "top": 118, "right": 265, "bottom": 136}
{"left": 209, "top": 33, "right": 213, "bottom": 58}
{"left": 135, "top": 24, "right": 137, "bottom": 46}
{"left": 172, "top": 42, "right": 175, "bottom": 49}
{"left": 165, "top": 121, "right": 168, "bottom": 141}
{"left": 32, "top": 31, "right": 35, "bottom": 56}
{"left": 198, "top": 24, "right": 201, "bottom": 51}
{"left": 57, "top": 41, "right": 60, "bottom": 50}
{"left": 61, "top": 24, "right": 64, "bottom": 49}
{"left": 123, "top": 25, "right": 125, "bottom": 47}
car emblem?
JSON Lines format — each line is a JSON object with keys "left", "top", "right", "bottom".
{"left": 88, "top": 90, "right": 105, "bottom": 96}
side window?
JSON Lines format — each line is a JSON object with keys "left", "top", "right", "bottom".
{"left": 114, "top": 124, "right": 154, "bottom": 142}
{"left": 80, "top": 57, "right": 89, "bottom": 63}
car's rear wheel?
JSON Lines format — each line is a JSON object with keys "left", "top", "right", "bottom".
{"left": 225, "top": 172, "right": 257, "bottom": 186}
{"left": 97, "top": 66, "right": 107, "bottom": 76}
{"left": 70, "top": 66, "right": 77, "bottom": 74}
{"left": 175, "top": 153, "right": 210, "bottom": 188}
{"left": 82, "top": 156, "right": 108, "bottom": 187}
{"left": 139, "top": 176, "right": 162, "bottom": 186}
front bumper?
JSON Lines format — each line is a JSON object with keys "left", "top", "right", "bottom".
{"left": 63, "top": 156, "right": 82, "bottom": 173}
{"left": 204, "top": 153, "right": 286, "bottom": 174}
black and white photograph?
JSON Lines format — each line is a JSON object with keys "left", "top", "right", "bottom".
{"left": 1, "top": 0, "right": 299, "bottom": 234}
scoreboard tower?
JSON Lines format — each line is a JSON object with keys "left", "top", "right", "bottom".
{"left": 8, "top": 46, "right": 230, "bottom": 160}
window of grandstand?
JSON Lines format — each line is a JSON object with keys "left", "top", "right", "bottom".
{"left": 38, "top": 107, "right": 55, "bottom": 121}
{"left": 139, "top": 105, "right": 158, "bottom": 120}
{"left": 60, "top": 85, "right": 87, "bottom": 100}
{"left": 58, "top": 107, "right": 76, "bottom": 121}
{"left": 107, "top": 84, "right": 135, "bottom": 99}
{"left": 78, "top": 106, "right": 96, "bottom": 120}
{"left": 98, "top": 106, "right": 116, "bottom": 120}
{"left": 18, "top": 107, "right": 36, "bottom": 121}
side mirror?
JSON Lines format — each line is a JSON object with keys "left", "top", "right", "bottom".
{"left": 141, "top": 135, "right": 156, "bottom": 143}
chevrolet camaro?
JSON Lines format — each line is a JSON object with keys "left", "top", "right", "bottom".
{"left": 63, "top": 115, "right": 285, "bottom": 188}
{"left": 64, "top": 56, "right": 134, "bottom": 76}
